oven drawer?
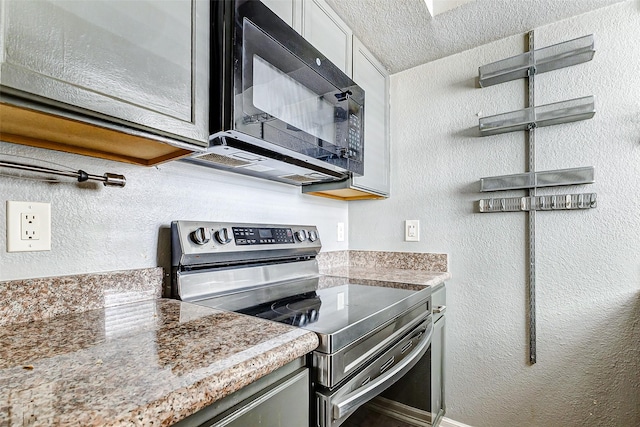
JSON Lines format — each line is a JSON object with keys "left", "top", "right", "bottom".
{"left": 315, "top": 317, "right": 432, "bottom": 427}
{"left": 312, "top": 301, "right": 431, "bottom": 388}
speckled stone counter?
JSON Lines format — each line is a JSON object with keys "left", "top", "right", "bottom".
{"left": 317, "top": 250, "right": 451, "bottom": 288}
{"left": 321, "top": 267, "right": 450, "bottom": 289}
{"left": 0, "top": 299, "right": 318, "bottom": 426}
{"left": 0, "top": 268, "right": 163, "bottom": 326}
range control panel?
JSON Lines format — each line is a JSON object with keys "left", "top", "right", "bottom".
{"left": 233, "top": 227, "right": 295, "bottom": 245}
{"left": 172, "top": 221, "right": 322, "bottom": 266}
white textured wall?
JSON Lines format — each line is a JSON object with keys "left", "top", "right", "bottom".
{"left": 0, "top": 143, "right": 348, "bottom": 281}
{"left": 349, "top": 1, "right": 640, "bottom": 426}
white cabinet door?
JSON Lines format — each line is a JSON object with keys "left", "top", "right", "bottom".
{"left": 0, "top": 0, "right": 208, "bottom": 147}
{"left": 351, "top": 37, "right": 390, "bottom": 196}
{"left": 261, "top": 0, "right": 302, "bottom": 32}
{"left": 301, "top": 0, "right": 352, "bottom": 76}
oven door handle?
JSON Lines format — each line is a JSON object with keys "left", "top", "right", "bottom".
{"left": 332, "top": 322, "right": 433, "bottom": 421}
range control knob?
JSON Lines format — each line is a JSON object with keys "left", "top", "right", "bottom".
{"left": 308, "top": 230, "right": 318, "bottom": 242}
{"left": 295, "top": 229, "right": 308, "bottom": 242}
{"left": 190, "top": 227, "right": 210, "bottom": 245}
{"left": 215, "top": 227, "right": 233, "bottom": 245}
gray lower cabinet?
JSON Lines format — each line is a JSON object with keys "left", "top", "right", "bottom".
{"left": 432, "top": 285, "right": 447, "bottom": 426}
{"left": 0, "top": 0, "right": 208, "bottom": 164}
{"left": 174, "top": 358, "right": 309, "bottom": 427}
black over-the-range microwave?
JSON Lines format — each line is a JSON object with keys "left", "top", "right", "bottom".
{"left": 183, "top": 0, "right": 365, "bottom": 186}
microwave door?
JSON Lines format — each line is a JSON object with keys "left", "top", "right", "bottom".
{"left": 251, "top": 55, "right": 336, "bottom": 150}
{"left": 236, "top": 18, "right": 360, "bottom": 171}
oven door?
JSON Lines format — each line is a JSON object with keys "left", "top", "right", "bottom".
{"left": 224, "top": 0, "right": 365, "bottom": 175}
{"left": 315, "top": 316, "right": 433, "bottom": 427}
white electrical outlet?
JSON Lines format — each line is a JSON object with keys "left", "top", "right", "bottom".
{"left": 7, "top": 201, "right": 51, "bottom": 252}
{"left": 337, "top": 222, "right": 345, "bottom": 242}
{"left": 405, "top": 220, "right": 420, "bottom": 242}
{"left": 21, "top": 213, "right": 40, "bottom": 240}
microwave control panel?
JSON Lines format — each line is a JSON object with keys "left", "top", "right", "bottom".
{"left": 348, "top": 113, "right": 362, "bottom": 160}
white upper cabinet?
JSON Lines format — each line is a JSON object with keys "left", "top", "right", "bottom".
{"left": 261, "top": 0, "right": 302, "bottom": 32}
{"left": 0, "top": 0, "right": 208, "bottom": 150}
{"left": 301, "top": 0, "right": 352, "bottom": 76}
{"left": 351, "top": 37, "right": 390, "bottom": 196}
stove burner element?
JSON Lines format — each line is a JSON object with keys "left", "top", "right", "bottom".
{"left": 239, "top": 292, "right": 322, "bottom": 327}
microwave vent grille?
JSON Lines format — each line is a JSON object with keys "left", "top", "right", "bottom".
{"left": 280, "top": 174, "right": 320, "bottom": 183}
{"left": 196, "top": 153, "right": 252, "bottom": 167}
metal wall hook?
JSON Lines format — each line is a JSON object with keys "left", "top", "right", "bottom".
{"left": 479, "top": 193, "right": 597, "bottom": 212}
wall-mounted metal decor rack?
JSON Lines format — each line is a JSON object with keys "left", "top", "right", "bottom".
{"left": 477, "top": 31, "right": 597, "bottom": 365}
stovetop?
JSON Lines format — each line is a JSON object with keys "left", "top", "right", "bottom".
{"left": 193, "top": 276, "right": 432, "bottom": 354}
{"left": 235, "top": 282, "right": 419, "bottom": 330}
{"left": 237, "top": 290, "right": 322, "bottom": 327}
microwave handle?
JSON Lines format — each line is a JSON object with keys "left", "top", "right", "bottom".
{"left": 332, "top": 322, "right": 433, "bottom": 421}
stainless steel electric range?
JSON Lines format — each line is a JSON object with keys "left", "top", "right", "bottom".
{"left": 172, "top": 221, "right": 436, "bottom": 427}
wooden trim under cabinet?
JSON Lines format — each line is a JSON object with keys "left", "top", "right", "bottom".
{"left": 303, "top": 187, "right": 387, "bottom": 200}
{"left": 0, "top": 103, "right": 195, "bottom": 166}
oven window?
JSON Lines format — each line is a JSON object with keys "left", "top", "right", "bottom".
{"left": 342, "top": 346, "right": 432, "bottom": 427}
{"left": 252, "top": 55, "right": 336, "bottom": 145}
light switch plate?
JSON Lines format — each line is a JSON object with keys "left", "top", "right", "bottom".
{"left": 7, "top": 201, "right": 51, "bottom": 252}
{"left": 405, "top": 220, "right": 420, "bottom": 242}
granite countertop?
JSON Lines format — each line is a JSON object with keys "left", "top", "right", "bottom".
{"left": 0, "top": 299, "right": 318, "bottom": 426}
{"left": 317, "top": 250, "right": 450, "bottom": 291}
{"left": 320, "top": 266, "right": 451, "bottom": 289}
{"left": 0, "top": 255, "right": 447, "bottom": 426}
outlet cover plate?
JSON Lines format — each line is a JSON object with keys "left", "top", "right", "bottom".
{"left": 7, "top": 201, "right": 51, "bottom": 252}
{"left": 405, "top": 220, "right": 420, "bottom": 242}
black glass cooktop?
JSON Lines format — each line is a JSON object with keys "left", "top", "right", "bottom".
{"left": 236, "top": 284, "right": 418, "bottom": 330}
{"left": 237, "top": 291, "right": 322, "bottom": 327}
{"left": 198, "top": 277, "right": 431, "bottom": 353}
